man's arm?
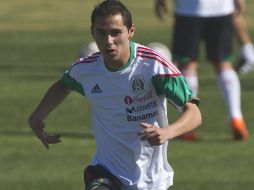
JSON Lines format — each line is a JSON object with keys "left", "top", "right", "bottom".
{"left": 29, "top": 80, "right": 70, "bottom": 149}
{"left": 138, "top": 102, "right": 202, "bottom": 146}
{"left": 234, "top": 0, "right": 246, "bottom": 15}
{"left": 233, "top": 13, "right": 250, "bottom": 46}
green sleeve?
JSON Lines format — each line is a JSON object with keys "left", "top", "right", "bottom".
{"left": 61, "top": 71, "right": 85, "bottom": 96}
{"left": 152, "top": 74, "right": 199, "bottom": 107}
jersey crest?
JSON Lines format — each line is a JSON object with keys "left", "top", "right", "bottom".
{"left": 130, "top": 75, "right": 146, "bottom": 94}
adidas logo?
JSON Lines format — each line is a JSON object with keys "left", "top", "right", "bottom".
{"left": 91, "top": 84, "right": 102, "bottom": 93}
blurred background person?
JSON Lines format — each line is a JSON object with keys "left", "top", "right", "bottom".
{"left": 154, "top": 0, "right": 249, "bottom": 141}
{"left": 233, "top": 12, "right": 254, "bottom": 74}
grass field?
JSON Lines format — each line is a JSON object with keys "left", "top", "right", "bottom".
{"left": 0, "top": 0, "right": 254, "bottom": 190}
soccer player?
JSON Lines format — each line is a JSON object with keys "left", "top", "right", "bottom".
{"left": 29, "top": 0, "right": 202, "bottom": 189}
{"left": 154, "top": 0, "right": 249, "bottom": 141}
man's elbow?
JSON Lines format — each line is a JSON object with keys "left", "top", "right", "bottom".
{"left": 187, "top": 103, "right": 202, "bottom": 129}
{"left": 194, "top": 105, "right": 202, "bottom": 128}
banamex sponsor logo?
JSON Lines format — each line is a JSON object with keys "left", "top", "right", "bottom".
{"left": 127, "top": 111, "right": 158, "bottom": 121}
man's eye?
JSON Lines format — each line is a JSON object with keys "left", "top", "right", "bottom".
{"left": 96, "top": 30, "right": 105, "bottom": 35}
{"left": 99, "top": 32, "right": 105, "bottom": 35}
{"left": 111, "top": 30, "right": 121, "bottom": 36}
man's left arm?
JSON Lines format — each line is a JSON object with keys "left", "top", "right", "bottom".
{"left": 138, "top": 102, "right": 202, "bottom": 146}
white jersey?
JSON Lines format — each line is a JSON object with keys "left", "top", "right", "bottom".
{"left": 62, "top": 42, "right": 197, "bottom": 190}
{"left": 174, "top": 0, "right": 235, "bottom": 17}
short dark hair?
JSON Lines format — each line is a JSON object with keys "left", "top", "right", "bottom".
{"left": 91, "top": 0, "right": 132, "bottom": 30}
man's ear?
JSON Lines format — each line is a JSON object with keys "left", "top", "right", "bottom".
{"left": 128, "top": 24, "right": 135, "bottom": 39}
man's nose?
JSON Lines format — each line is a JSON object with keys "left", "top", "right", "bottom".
{"left": 106, "top": 34, "right": 114, "bottom": 44}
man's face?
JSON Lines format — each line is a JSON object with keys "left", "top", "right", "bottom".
{"left": 92, "top": 14, "right": 134, "bottom": 68}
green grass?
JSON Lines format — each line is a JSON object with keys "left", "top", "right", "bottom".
{"left": 1, "top": 0, "right": 254, "bottom": 190}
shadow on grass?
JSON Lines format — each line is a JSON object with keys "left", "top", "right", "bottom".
{"left": 240, "top": 77, "right": 254, "bottom": 91}
{"left": 0, "top": 131, "right": 246, "bottom": 144}
{"left": 0, "top": 130, "right": 93, "bottom": 139}
{"left": 0, "top": 64, "right": 67, "bottom": 72}
{"left": 174, "top": 135, "right": 240, "bottom": 144}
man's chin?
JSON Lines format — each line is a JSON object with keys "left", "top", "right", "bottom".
{"left": 104, "top": 54, "right": 119, "bottom": 61}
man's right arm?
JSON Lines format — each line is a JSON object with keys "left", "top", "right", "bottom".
{"left": 29, "top": 80, "right": 70, "bottom": 149}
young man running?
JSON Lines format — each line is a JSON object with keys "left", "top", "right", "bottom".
{"left": 29, "top": 1, "right": 202, "bottom": 189}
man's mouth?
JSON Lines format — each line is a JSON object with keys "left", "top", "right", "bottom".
{"left": 105, "top": 48, "right": 117, "bottom": 54}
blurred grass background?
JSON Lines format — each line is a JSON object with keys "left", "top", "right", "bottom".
{"left": 0, "top": 0, "right": 254, "bottom": 190}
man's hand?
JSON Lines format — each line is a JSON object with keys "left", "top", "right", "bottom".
{"left": 154, "top": 0, "right": 168, "bottom": 20}
{"left": 138, "top": 123, "right": 169, "bottom": 146}
{"left": 29, "top": 116, "right": 61, "bottom": 149}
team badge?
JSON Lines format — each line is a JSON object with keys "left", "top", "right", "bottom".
{"left": 130, "top": 75, "right": 145, "bottom": 94}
